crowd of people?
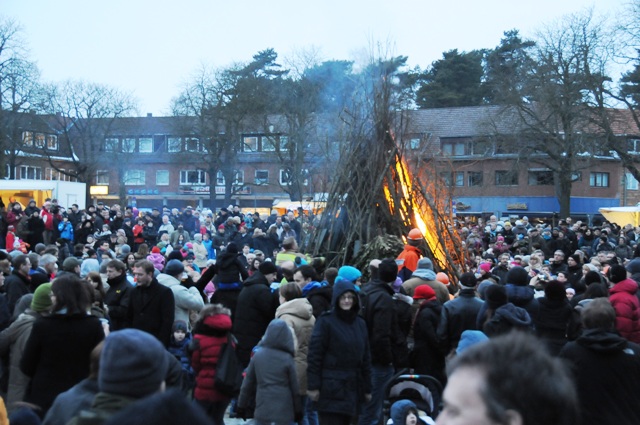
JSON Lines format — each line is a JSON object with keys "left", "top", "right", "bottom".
{"left": 0, "top": 198, "right": 638, "bottom": 424}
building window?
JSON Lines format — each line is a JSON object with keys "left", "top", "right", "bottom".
{"left": 104, "top": 138, "right": 118, "bottom": 152}
{"left": 262, "top": 136, "right": 276, "bottom": 152}
{"left": 233, "top": 170, "right": 244, "bottom": 185}
{"left": 442, "top": 141, "right": 465, "bottom": 156}
{"left": 185, "top": 138, "right": 200, "bottom": 152}
{"left": 279, "top": 136, "right": 289, "bottom": 152}
{"left": 168, "top": 137, "right": 182, "bottom": 152}
{"left": 139, "top": 137, "right": 153, "bottom": 153}
{"left": 180, "top": 170, "right": 206, "bottom": 185}
{"left": 22, "top": 131, "right": 33, "bottom": 146}
{"left": 440, "top": 172, "right": 464, "bottom": 187}
{"left": 468, "top": 139, "right": 492, "bottom": 156}
{"left": 279, "top": 169, "right": 292, "bottom": 185}
{"left": 255, "top": 170, "right": 269, "bottom": 185}
{"left": 20, "top": 166, "right": 42, "bottom": 180}
{"left": 124, "top": 170, "right": 145, "bottom": 186}
{"left": 528, "top": 169, "right": 554, "bottom": 186}
{"left": 156, "top": 170, "right": 169, "bottom": 186}
{"left": 626, "top": 173, "right": 639, "bottom": 190}
{"left": 590, "top": 172, "right": 609, "bottom": 188}
{"left": 34, "top": 133, "right": 45, "bottom": 148}
{"left": 46, "top": 135, "right": 58, "bottom": 150}
{"left": 243, "top": 136, "right": 258, "bottom": 152}
{"left": 495, "top": 170, "right": 519, "bottom": 186}
{"left": 216, "top": 171, "right": 225, "bottom": 186}
{"left": 96, "top": 170, "right": 109, "bottom": 185}
{"left": 628, "top": 139, "right": 640, "bottom": 154}
{"left": 120, "top": 138, "right": 134, "bottom": 153}
{"left": 409, "top": 138, "right": 421, "bottom": 150}
{"left": 468, "top": 172, "right": 483, "bottom": 187}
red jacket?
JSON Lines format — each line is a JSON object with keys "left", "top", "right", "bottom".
{"left": 610, "top": 278, "right": 640, "bottom": 343}
{"left": 191, "top": 313, "right": 233, "bottom": 402}
{"left": 397, "top": 244, "right": 422, "bottom": 273}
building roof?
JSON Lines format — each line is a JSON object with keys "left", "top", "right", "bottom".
{"left": 403, "top": 105, "right": 517, "bottom": 138}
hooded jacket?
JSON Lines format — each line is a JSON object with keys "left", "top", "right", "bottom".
{"left": 307, "top": 280, "right": 372, "bottom": 416}
{"left": 191, "top": 313, "right": 233, "bottom": 402}
{"left": 276, "top": 298, "right": 316, "bottom": 394}
{"left": 483, "top": 303, "right": 532, "bottom": 337}
{"left": 610, "top": 278, "right": 640, "bottom": 343}
{"left": 560, "top": 329, "right": 640, "bottom": 425}
{"left": 238, "top": 319, "right": 302, "bottom": 424}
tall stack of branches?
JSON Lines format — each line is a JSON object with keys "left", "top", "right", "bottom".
{"left": 309, "top": 56, "right": 465, "bottom": 278}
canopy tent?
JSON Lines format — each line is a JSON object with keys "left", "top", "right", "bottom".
{"left": 599, "top": 206, "right": 640, "bottom": 227}
{"left": 272, "top": 199, "right": 326, "bottom": 214}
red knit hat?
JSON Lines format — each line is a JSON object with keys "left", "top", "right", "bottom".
{"left": 151, "top": 246, "right": 161, "bottom": 254}
{"left": 413, "top": 285, "right": 436, "bottom": 301}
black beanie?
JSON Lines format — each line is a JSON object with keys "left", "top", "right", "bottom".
{"left": 505, "top": 266, "right": 529, "bottom": 286}
{"left": 545, "top": 280, "right": 567, "bottom": 301}
{"left": 459, "top": 272, "right": 477, "bottom": 288}
{"left": 379, "top": 258, "right": 398, "bottom": 283}
{"left": 609, "top": 264, "right": 627, "bottom": 284}
{"left": 485, "top": 284, "right": 508, "bottom": 309}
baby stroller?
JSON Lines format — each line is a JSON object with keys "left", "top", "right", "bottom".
{"left": 382, "top": 371, "right": 443, "bottom": 424}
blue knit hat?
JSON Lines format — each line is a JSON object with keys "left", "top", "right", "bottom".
{"left": 338, "top": 265, "right": 362, "bottom": 283}
{"left": 99, "top": 329, "right": 169, "bottom": 397}
{"left": 456, "top": 330, "right": 489, "bottom": 354}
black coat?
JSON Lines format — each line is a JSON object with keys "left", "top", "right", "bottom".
{"left": 436, "top": 288, "right": 484, "bottom": 355}
{"left": 232, "top": 272, "right": 279, "bottom": 367}
{"left": 214, "top": 251, "right": 248, "bottom": 284}
{"left": 103, "top": 273, "right": 132, "bottom": 331}
{"left": 534, "top": 297, "right": 575, "bottom": 356}
{"left": 5, "top": 271, "right": 31, "bottom": 314}
{"left": 306, "top": 286, "right": 333, "bottom": 319}
{"left": 20, "top": 314, "right": 104, "bottom": 414}
{"left": 307, "top": 280, "right": 372, "bottom": 417}
{"left": 560, "top": 329, "right": 640, "bottom": 425}
{"left": 125, "top": 279, "right": 175, "bottom": 347}
{"left": 411, "top": 300, "right": 445, "bottom": 383}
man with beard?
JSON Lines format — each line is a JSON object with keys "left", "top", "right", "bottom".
{"left": 104, "top": 260, "right": 133, "bottom": 331}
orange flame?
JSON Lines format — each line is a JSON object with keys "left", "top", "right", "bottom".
{"left": 384, "top": 153, "right": 453, "bottom": 272}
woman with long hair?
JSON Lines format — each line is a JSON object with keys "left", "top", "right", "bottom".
{"left": 20, "top": 274, "right": 104, "bottom": 417}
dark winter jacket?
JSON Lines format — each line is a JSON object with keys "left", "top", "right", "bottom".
{"left": 238, "top": 319, "right": 302, "bottom": 425}
{"left": 505, "top": 284, "right": 539, "bottom": 320}
{"left": 191, "top": 313, "right": 233, "bottom": 402}
{"left": 125, "top": 278, "right": 175, "bottom": 347}
{"left": 560, "top": 329, "right": 640, "bottom": 425}
{"left": 103, "top": 273, "right": 132, "bottom": 331}
{"left": 20, "top": 314, "right": 105, "bottom": 415}
{"left": 5, "top": 270, "right": 31, "bottom": 314}
{"left": 411, "top": 299, "right": 445, "bottom": 383}
{"left": 232, "top": 271, "right": 278, "bottom": 366}
{"left": 534, "top": 297, "right": 575, "bottom": 355}
{"left": 482, "top": 303, "right": 532, "bottom": 337}
{"left": 307, "top": 280, "right": 372, "bottom": 417}
{"left": 610, "top": 278, "right": 640, "bottom": 343}
{"left": 42, "top": 378, "right": 99, "bottom": 425}
{"left": 436, "top": 287, "right": 484, "bottom": 354}
{"left": 302, "top": 281, "right": 333, "bottom": 318}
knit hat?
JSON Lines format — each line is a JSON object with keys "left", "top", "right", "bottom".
{"left": 456, "top": 330, "right": 488, "bottom": 355}
{"left": 459, "top": 272, "right": 477, "bottom": 288}
{"left": 338, "top": 265, "right": 362, "bottom": 283}
{"left": 99, "top": 329, "right": 169, "bottom": 397}
{"left": 259, "top": 261, "right": 278, "bottom": 275}
{"left": 120, "top": 244, "right": 131, "bottom": 255}
{"left": 172, "top": 320, "right": 188, "bottom": 333}
{"left": 62, "top": 257, "right": 81, "bottom": 272}
{"left": 479, "top": 263, "right": 491, "bottom": 273}
{"left": 569, "top": 254, "right": 581, "bottom": 265}
{"left": 379, "top": 258, "right": 398, "bottom": 283}
{"left": 164, "top": 259, "right": 184, "bottom": 276}
{"left": 31, "top": 283, "right": 53, "bottom": 312}
{"left": 626, "top": 258, "right": 640, "bottom": 275}
{"left": 413, "top": 285, "right": 436, "bottom": 301}
{"left": 485, "top": 284, "right": 508, "bottom": 309}
{"left": 218, "top": 224, "right": 225, "bottom": 230}
{"left": 151, "top": 246, "right": 161, "bottom": 254}
{"left": 505, "top": 266, "right": 529, "bottom": 286}
{"left": 609, "top": 264, "right": 627, "bottom": 284}
{"left": 477, "top": 280, "right": 494, "bottom": 299}
{"left": 416, "top": 258, "right": 434, "bottom": 271}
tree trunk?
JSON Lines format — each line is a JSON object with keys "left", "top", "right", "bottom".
{"left": 555, "top": 173, "right": 572, "bottom": 219}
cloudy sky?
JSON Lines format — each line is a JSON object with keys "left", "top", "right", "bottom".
{"left": 4, "top": 0, "right": 626, "bottom": 116}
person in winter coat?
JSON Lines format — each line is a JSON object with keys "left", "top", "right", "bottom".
{"left": 210, "top": 243, "right": 249, "bottom": 318}
{"left": 167, "top": 320, "right": 194, "bottom": 394}
{"left": 608, "top": 264, "right": 640, "bottom": 343}
{"left": 233, "top": 261, "right": 280, "bottom": 367}
{"left": 293, "top": 265, "right": 332, "bottom": 319}
{"left": 103, "top": 260, "right": 132, "bottom": 331}
{"left": 503, "top": 266, "right": 539, "bottom": 320}
{"left": 192, "top": 234, "right": 209, "bottom": 269}
{"left": 57, "top": 216, "right": 74, "bottom": 242}
{"left": 402, "top": 258, "right": 450, "bottom": 304}
{"left": 190, "top": 304, "right": 234, "bottom": 425}
{"left": 276, "top": 283, "right": 316, "bottom": 425}
{"left": 0, "top": 285, "right": 52, "bottom": 415}
{"left": 157, "top": 260, "right": 205, "bottom": 329}
{"left": 20, "top": 275, "right": 105, "bottom": 417}
{"left": 478, "top": 284, "right": 533, "bottom": 338}
{"left": 307, "top": 278, "right": 372, "bottom": 425}
{"left": 146, "top": 246, "right": 165, "bottom": 271}
{"left": 238, "top": 319, "right": 302, "bottom": 425}
{"left": 560, "top": 298, "right": 640, "bottom": 425}
{"left": 410, "top": 285, "right": 445, "bottom": 385}
{"left": 396, "top": 229, "right": 423, "bottom": 281}
{"left": 534, "top": 280, "right": 576, "bottom": 355}
{"left": 389, "top": 400, "right": 428, "bottom": 425}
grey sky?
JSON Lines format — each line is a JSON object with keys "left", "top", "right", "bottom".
{"left": 4, "top": 0, "right": 624, "bottom": 116}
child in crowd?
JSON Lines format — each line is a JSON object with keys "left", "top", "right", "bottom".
{"left": 168, "top": 320, "right": 194, "bottom": 394}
